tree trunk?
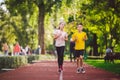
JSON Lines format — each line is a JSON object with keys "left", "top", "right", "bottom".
{"left": 104, "top": 34, "right": 107, "bottom": 49}
{"left": 38, "top": 4, "right": 45, "bottom": 54}
{"left": 93, "top": 33, "right": 99, "bottom": 56}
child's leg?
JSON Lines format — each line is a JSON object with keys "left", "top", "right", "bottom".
{"left": 76, "top": 57, "right": 80, "bottom": 68}
{"left": 56, "top": 47, "right": 61, "bottom": 68}
{"left": 70, "top": 52, "right": 72, "bottom": 62}
{"left": 60, "top": 46, "right": 65, "bottom": 69}
{"left": 80, "top": 55, "right": 83, "bottom": 67}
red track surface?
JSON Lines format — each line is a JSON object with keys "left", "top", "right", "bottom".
{"left": 0, "top": 61, "right": 120, "bottom": 80}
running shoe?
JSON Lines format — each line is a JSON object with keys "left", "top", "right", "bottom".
{"left": 76, "top": 68, "right": 80, "bottom": 73}
{"left": 81, "top": 68, "right": 85, "bottom": 73}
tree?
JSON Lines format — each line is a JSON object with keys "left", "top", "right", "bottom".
{"left": 4, "top": 0, "right": 37, "bottom": 47}
{"left": 33, "top": 0, "right": 63, "bottom": 54}
{"left": 80, "top": 0, "right": 120, "bottom": 53}
{"left": 0, "top": 4, "right": 16, "bottom": 50}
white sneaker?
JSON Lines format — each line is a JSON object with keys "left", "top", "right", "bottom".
{"left": 76, "top": 68, "right": 80, "bottom": 73}
{"left": 81, "top": 68, "right": 85, "bottom": 73}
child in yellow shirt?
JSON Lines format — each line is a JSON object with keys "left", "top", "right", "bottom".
{"left": 72, "top": 24, "right": 87, "bottom": 73}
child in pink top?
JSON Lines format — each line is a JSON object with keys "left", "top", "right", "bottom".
{"left": 54, "top": 22, "right": 68, "bottom": 72}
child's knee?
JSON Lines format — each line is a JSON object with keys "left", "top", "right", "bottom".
{"left": 79, "top": 56, "right": 83, "bottom": 60}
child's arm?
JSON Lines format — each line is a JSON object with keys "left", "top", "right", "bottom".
{"left": 64, "top": 34, "right": 68, "bottom": 41}
{"left": 53, "top": 31, "right": 61, "bottom": 39}
{"left": 71, "top": 33, "right": 77, "bottom": 42}
{"left": 83, "top": 33, "right": 87, "bottom": 41}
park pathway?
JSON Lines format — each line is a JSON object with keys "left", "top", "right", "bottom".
{"left": 0, "top": 60, "right": 120, "bottom": 80}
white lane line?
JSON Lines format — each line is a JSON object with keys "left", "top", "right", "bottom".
{"left": 59, "top": 71, "right": 63, "bottom": 80}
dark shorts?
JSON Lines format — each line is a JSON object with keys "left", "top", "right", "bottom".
{"left": 75, "top": 50, "right": 84, "bottom": 58}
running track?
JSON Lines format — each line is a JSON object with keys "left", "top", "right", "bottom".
{"left": 0, "top": 60, "right": 120, "bottom": 80}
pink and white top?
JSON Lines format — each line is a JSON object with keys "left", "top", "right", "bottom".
{"left": 54, "top": 29, "right": 68, "bottom": 47}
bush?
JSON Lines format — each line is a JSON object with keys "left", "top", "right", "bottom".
{"left": 0, "top": 56, "right": 28, "bottom": 69}
{"left": 27, "top": 55, "right": 40, "bottom": 63}
{"left": 0, "top": 55, "right": 40, "bottom": 69}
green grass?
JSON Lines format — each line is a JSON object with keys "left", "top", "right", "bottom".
{"left": 85, "top": 59, "right": 120, "bottom": 75}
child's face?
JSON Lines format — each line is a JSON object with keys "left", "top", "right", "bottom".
{"left": 77, "top": 25, "right": 83, "bottom": 31}
{"left": 59, "top": 23, "right": 65, "bottom": 30}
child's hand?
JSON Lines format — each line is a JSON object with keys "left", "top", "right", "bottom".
{"left": 64, "top": 36, "right": 68, "bottom": 41}
{"left": 75, "top": 36, "right": 78, "bottom": 41}
{"left": 83, "top": 35, "right": 87, "bottom": 41}
{"left": 56, "top": 32, "right": 62, "bottom": 38}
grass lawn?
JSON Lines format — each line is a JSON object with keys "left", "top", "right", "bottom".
{"left": 85, "top": 59, "right": 120, "bottom": 75}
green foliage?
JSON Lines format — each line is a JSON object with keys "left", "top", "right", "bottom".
{"left": 27, "top": 55, "right": 40, "bottom": 63}
{"left": 0, "top": 56, "right": 27, "bottom": 69}
{"left": 0, "top": 7, "right": 16, "bottom": 50}
{"left": 1, "top": 0, "right": 120, "bottom": 55}
{"left": 79, "top": 0, "right": 120, "bottom": 53}
{"left": 85, "top": 59, "right": 120, "bottom": 74}
{"left": 0, "top": 55, "right": 40, "bottom": 69}
{"left": 0, "top": 0, "right": 39, "bottom": 49}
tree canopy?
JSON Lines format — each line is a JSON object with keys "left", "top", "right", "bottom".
{"left": 0, "top": 0, "right": 120, "bottom": 55}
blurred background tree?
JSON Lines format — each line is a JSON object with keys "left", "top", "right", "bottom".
{"left": 0, "top": 0, "right": 120, "bottom": 56}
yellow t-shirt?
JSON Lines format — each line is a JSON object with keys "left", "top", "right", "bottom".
{"left": 72, "top": 31, "right": 87, "bottom": 50}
